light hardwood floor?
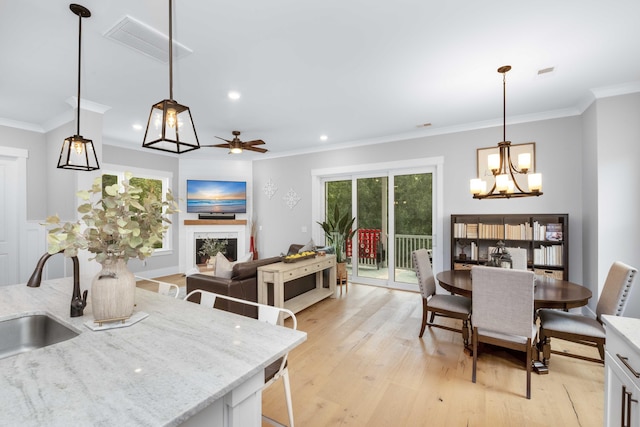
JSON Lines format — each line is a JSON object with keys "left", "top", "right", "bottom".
{"left": 147, "top": 275, "right": 604, "bottom": 427}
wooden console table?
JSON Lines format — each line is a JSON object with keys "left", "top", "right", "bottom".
{"left": 257, "top": 254, "right": 336, "bottom": 324}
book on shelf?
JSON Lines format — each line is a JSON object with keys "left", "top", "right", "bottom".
{"left": 545, "top": 223, "right": 563, "bottom": 241}
{"left": 533, "top": 244, "right": 563, "bottom": 266}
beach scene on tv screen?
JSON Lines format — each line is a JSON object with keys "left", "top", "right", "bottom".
{"left": 187, "top": 180, "right": 247, "bottom": 213}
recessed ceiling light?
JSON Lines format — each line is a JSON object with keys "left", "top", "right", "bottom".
{"left": 228, "top": 91, "right": 241, "bottom": 100}
{"left": 132, "top": 124, "right": 143, "bottom": 131}
{"left": 320, "top": 135, "right": 328, "bottom": 141}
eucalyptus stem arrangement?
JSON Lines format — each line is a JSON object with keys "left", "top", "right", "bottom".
{"left": 45, "top": 172, "right": 179, "bottom": 264}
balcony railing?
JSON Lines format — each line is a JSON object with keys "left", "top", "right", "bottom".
{"left": 395, "top": 234, "right": 432, "bottom": 269}
{"left": 349, "top": 233, "right": 432, "bottom": 269}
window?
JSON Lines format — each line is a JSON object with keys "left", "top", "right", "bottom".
{"left": 101, "top": 165, "right": 174, "bottom": 254}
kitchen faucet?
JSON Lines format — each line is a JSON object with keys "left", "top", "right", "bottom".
{"left": 27, "top": 251, "right": 88, "bottom": 317}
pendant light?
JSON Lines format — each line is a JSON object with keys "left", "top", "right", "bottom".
{"left": 142, "top": 0, "right": 200, "bottom": 154}
{"left": 57, "top": 4, "right": 100, "bottom": 171}
{"left": 469, "top": 66, "right": 542, "bottom": 199}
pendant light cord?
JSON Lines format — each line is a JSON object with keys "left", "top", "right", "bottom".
{"left": 502, "top": 71, "right": 506, "bottom": 143}
{"left": 76, "top": 9, "right": 82, "bottom": 136}
{"left": 169, "top": 0, "right": 173, "bottom": 101}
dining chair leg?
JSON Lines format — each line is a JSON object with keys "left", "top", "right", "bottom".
{"left": 461, "top": 319, "right": 469, "bottom": 347}
{"left": 419, "top": 298, "right": 428, "bottom": 337}
{"left": 538, "top": 328, "right": 551, "bottom": 365}
{"left": 597, "top": 342, "right": 605, "bottom": 360}
{"left": 472, "top": 327, "right": 479, "bottom": 383}
{"left": 526, "top": 338, "right": 532, "bottom": 399}
{"left": 282, "top": 369, "right": 295, "bottom": 427}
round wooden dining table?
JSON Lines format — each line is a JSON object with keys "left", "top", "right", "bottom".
{"left": 436, "top": 269, "right": 593, "bottom": 311}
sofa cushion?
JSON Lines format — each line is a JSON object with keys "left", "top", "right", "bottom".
{"left": 232, "top": 256, "right": 283, "bottom": 281}
{"left": 298, "top": 239, "right": 315, "bottom": 253}
{"left": 214, "top": 252, "right": 233, "bottom": 278}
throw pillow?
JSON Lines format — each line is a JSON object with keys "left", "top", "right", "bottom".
{"left": 298, "top": 239, "right": 315, "bottom": 253}
{"left": 214, "top": 252, "right": 233, "bottom": 279}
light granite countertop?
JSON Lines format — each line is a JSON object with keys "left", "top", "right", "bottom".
{"left": 0, "top": 278, "right": 306, "bottom": 426}
{"left": 602, "top": 314, "right": 640, "bottom": 350}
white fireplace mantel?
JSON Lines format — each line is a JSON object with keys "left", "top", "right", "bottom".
{"left": 184, "top": 220, "right": 247, "bottom": 269}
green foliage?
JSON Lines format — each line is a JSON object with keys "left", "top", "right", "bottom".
{"left": 45, "top": 172, "right": 179, "bottom": 264}
{"left": 317, "top": 205, "right": 357, "bottom": 263}
{"left": 197, "top": 238, "right": 228, "bottom": 257}
{"left": 326, "top": 174, "right": 432, "bottom": 236}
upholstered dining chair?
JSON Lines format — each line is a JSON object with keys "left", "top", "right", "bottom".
{"left": 471, "top": 266, "right": 536, "bottom": 399}
{"left": 184, "top": 289, "right": 297, "bottom": 427}
{"left": 537, "top": 261, "right": 638, "bottom": 365}
{"left": 507, "top": 247, "right": 528, "bottom": 271}
{"left": 135, "top": 275, "right": 180, "bottom": 298}
{"left": 412, "top": 249, "right": 471, "bottom": 346}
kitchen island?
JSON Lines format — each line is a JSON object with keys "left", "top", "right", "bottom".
{"left": 0, "top": 278, "right": 306, "bottom": 426}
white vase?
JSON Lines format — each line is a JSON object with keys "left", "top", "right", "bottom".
{"left": 91, "top": 258, "right": 136, "bottom": 322}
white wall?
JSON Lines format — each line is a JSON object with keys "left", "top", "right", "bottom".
{"left": 254, "top": 115, "right": 585, "bottom": 282}
{"left": 594, "top": 93, "right": 640, "bottom": 316}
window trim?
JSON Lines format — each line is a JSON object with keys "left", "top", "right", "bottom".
{"left": 101, "top": 163, "right": 175, "bottom": 256}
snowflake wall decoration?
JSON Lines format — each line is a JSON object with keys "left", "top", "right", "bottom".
{"left": 283, "top": 187, "right": 301, "bottom": 210}
{"left": 263, "top": 178, "right": 277, "bottom": 199}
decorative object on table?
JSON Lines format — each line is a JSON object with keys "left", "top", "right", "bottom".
{"left": 57, "top": 3, "right": 100, "bottom": 171}
{"left": 283, "top": 187, "right": 301, "bottom": 210}
{"left": 197, "top": 238, "right": 228, "bottom": 266}
{"left": 317, "top": 205, "right": 357, "bottom": 281}
{"left": 283, "top": 251, "right": 316, "bottom": 263}
{"left": 488, "top": 241, "right": 512, "bottom": 268}
{"left": 142, "top": 0, "right": 200, "bottom": 154}
{"left": 457, "top": 239, "right": 469, "bottom": 260}
{"left": 44, "top": 172, "right": 178, "bottom": 323}
{"left": 469, "top": 65, "right": 542, "bottom": 199}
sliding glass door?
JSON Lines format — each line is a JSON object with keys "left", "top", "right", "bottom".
{"left": 321, "top": 166, "right": 435, "bottom": 291}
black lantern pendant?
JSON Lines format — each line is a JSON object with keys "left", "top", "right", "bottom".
{"left": 142, "top": 0, "right": 200, "bottom": 154}
{"left": 57, "top": 4, "right": 100, "bottom": 171}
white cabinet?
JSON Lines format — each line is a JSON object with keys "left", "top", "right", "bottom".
{"left": 603, "top": 315, "right": 640, "bottom": 427}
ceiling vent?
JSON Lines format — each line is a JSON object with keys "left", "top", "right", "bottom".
{"left": 537, "top": 66, "right": 555, "bottom": 76}
{"left": 104, "top": 15, "right": 192, "bottom": 63}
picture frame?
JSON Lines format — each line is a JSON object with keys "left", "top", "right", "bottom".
{"left": 476, "top": 142, "right": 536, "bottom": 191}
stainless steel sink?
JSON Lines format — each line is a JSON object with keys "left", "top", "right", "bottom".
{"left": 0, "top": 314, "right": 79, "bottom": 360}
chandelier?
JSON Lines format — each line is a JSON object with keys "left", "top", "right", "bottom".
{"left": 142, "top": 0, "right": 200, "bottom": 154}
{"left": 470, "top": 66, "right": 542, "bottom": 199}
{"left": 57, "top": 4, "right": 100, "bottom": 171}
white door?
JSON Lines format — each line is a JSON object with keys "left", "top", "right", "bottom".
{"left": 0, "top": 155, "right": 19, "bottom": 285}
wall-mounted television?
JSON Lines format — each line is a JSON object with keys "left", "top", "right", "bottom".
{"left": 186, "top": 180, "right": 247, "bottom": 214}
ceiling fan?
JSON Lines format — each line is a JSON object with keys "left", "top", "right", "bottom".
{"left": 202, "top": 130, "right": 268, "bottom": 154}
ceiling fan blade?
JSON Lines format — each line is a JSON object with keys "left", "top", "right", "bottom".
{"left": 200, "top": 143, "right": 230, "bottom": 148}
{"left": 243, "top": 139, "right": 265, "bottom": 146}
{"left": 215, "top": 136, "right": 232, "bottom": 143}
{"left": 244, "top": 146, "right": 268, "bottom": 153}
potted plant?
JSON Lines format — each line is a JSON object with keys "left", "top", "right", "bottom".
{"left": 45, "top": 172, "right": 178, "bottom": 322}
{"left": 197, "top": 238, "right": 228, "bottom": 266}
{"left": 317, "top": 205, "right": 357, "bottom": 281}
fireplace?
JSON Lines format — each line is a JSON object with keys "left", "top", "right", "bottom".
{"left": 195, "top": 237, "right": 238, "bottom": 264}
{"left": 183, "top": 221, "right": 247, "bottom": 271}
